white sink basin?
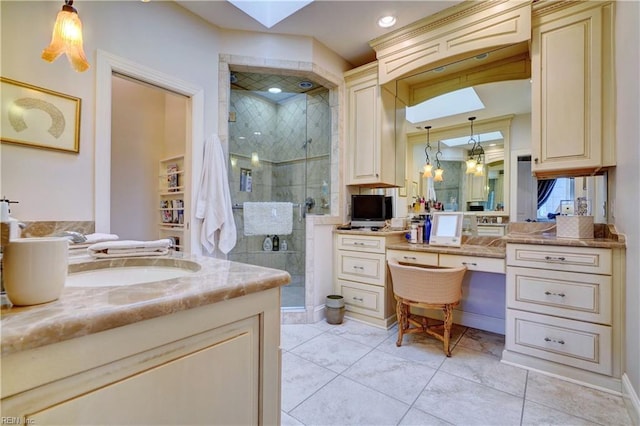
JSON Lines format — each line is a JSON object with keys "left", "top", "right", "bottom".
{"left": 66, "top": 264, "right": 198, "bottom": 287}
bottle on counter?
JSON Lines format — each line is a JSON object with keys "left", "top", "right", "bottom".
{"left": 263, "top": 236, "right": 273, "bottom": 251}
{"left": 409, "top": 224, "right": 418, "bottom": 244}
{"left": 272, "top": 235, "right": 280, "bottom": 251}
{"left": 417, "top": 223, "right": 424, "bottom": 244}
{"left": 424, "top": 215, "right": 432, "bottom": 243}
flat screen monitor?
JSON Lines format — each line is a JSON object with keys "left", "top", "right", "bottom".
{"left": 350, "top": 195, "right": 392, "bottom": 228}
{"left": 429, "top": 212, "right": 463, "bottom": 247}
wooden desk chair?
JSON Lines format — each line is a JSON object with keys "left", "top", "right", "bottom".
{"left": 387, "top": 258, "right": 466, "bottom": 356}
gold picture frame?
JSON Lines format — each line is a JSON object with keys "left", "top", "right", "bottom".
{"left": 1, "top": 77, "right": 81, "bottom": 153}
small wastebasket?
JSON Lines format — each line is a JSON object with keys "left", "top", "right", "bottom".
{"left": 325, "top": 295, "right": 345, "bottom": 324}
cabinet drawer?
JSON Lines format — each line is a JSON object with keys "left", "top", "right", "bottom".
{"left": 337, "top": 251, "right": 386, "bottom": 286}
{"left": 507, "top": 244, "right": 611, "bottom": 275}
{"left": 386, "top": 249, "right": 438, "bottom": 266}
{"left": 337, "top": 234, "right": 386, "bottom": 253}
{"left": 507, "top": 267, "right": 612, "bottom": 324}
{"left": 339, "top": 279, "right": 384, "bottom": 319}
{"left": 506, "top": 309, "right": 612, "bottom": 375}
{"left": 439, "top": 254, "right": 505, "bottom": 274}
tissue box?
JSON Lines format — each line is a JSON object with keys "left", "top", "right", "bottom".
{"left": 556, "top": 215, "right": 594, "bottom": 239}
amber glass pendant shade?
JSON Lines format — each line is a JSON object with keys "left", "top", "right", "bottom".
{"left": 42, "top": 2, "right": 90, "bottom": 72}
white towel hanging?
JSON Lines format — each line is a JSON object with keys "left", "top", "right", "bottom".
{"left": 195, "top": 134, "right": 237, "bottom": 254}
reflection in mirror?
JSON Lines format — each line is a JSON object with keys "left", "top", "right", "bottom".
{"left": 515, "top": 155, "right": 607, "bottom": 223}
{"left": 395, "top": 43, "right": 533, "bottom": 218}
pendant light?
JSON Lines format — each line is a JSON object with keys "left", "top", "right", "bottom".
{"left": 421, "top": 126, "right": 433, "bottom": 178}
{"left": 474, "top": 132, "right": 485, "bottom": 177}
{"left": 434, "top": 140, "right": 444, "bottom": 182}
{"left": 42, "top": 0, "right": 90, "bottom": 72}
{"left": 465, "top": 117, "right": 478, "bottom": 174}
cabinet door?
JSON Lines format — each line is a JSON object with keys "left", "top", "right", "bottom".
{"left": 466, "top": 173, "right": 487, "bottom": 201}
{"left": 531, "top": 6, "right": 603, "bottom": 173}
{"left": 348, "top": 77, "right": 380, "bottom": 184}
{"left": 28, "top": 317, "right": 260, "bottom": 425}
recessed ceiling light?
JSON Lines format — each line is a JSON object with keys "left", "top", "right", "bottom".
{"left": 298, "top": 81, "right": 313, "bottom": 89}
{"left": 433, "top": 66, "right": 446, "bottom": 73}
{"left": 268, "top": 87, "right": 282, "bottom": 94}
{"left": 378, "top": 15, "right": 396, "bottom": 28}
{"left": 475, "top": 52, "right": 489, "bottom": 60}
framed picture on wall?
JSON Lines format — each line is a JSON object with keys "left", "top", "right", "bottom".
{"left": 0, "top": 77, "right": 81, "bottom": 153}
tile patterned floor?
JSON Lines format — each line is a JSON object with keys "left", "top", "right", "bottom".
{"left": 280, "top": 318, "right": 632, "bottom": 426}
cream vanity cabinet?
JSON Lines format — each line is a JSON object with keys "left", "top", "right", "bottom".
{"left": 531, "top": 1, "right": 615, "bottom": 176}
{"left": 504, "top": 243, "right": 624, "bottom": 391}
{"left": 344, "top": 63, "right": 400, "bottom": 187}
{"left": 335, "top": 232, "right": 404, "bottom": 328}
{"left": 1, "top": 289, "right": 281, "bottom": 425}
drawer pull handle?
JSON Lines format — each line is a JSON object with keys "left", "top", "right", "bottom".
{"left": 352, "top": 266, "right": 365, "bottom": 270}
{"left": 403, "top": 256, "right": 417, "bottom": 260}
{"left": 352, "top": 297, "right": 364, "bottom": 302}
{"left": 353, "top": 242, "right": 365, "bottom": 246}
{"left": 544, "top": 337, "right": 565, "bottom": 345}
{"left": 544, "top": 291, "right": 566, "bottom": 297}
{"left": 544, "top": 256, "right": 566, "bottom": 262}
{"left": 462, "top": 262, "right": 477, "bottom": 266}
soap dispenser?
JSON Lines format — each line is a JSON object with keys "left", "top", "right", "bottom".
{"left": 1, "top": 198, "right": 21, "bottom": 240}
{"left": 262, "top": 235, "right": 273, "bottom": 251}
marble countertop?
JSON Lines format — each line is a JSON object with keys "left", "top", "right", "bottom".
{"left": 503, "top": 233, "right": 626, "bottom": 248}
{"left": 504, "top": 222, "right": 626, "bottom": 248}
{"left": 0, "top": 254, "right": 290, "bottom": 357}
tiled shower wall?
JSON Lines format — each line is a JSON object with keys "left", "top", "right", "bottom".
{"left": 227, "top": 88, "right": 331, "bottom": 306}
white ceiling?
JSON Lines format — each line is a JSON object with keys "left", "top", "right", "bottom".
{"left": 175, "top": 0, "right": 462, "bottom": 68}
{"left": 175, "top": 1, "right": 531, "bottom": 132}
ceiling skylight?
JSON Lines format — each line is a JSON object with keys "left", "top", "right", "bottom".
{"left": 227, "top": 0, "right": 314, "bottom": 29}
{"left": 406, "top": 87, "right": 485, "bottom": 124}
{"left": 441, "top": 131, "right": 504, "bottom": 147}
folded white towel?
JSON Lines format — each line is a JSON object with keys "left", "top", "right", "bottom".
{"left": 243, "top": 202, "right": 293, "bottom": 236}
{"left": 88, "top": 239, "right": 172, "bottom": 259}
{"left": 84, "top": 233, "right": 120, "bottom": 244}
{"left": 69, "top": 233, "right": 120, "bottom": 250}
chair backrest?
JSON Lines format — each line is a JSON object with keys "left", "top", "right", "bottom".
{"left": 387, "top": 258, "right": 466, "bottom": 304}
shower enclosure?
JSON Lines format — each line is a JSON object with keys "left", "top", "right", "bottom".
{"left": 227, "top": 73, "right": 331, "bottom": 308}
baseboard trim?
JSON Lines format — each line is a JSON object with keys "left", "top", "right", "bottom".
{"left": 622, "top": 373, "right": 640, "bottom": 425}
{"left": 501, "top": 349, "right": 622, "bottom": 394}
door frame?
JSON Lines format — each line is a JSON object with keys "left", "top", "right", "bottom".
{"left": 95, "top": 50, "right": 204, "bottom": 253}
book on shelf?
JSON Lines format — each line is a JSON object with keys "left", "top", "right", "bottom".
{"left": 166, "top": 163, "right": 179, "bottom": 191}
{"left": 159, "top": 199, "right": 184, "bottom": 224}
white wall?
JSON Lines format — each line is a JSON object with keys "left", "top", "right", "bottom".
{"left": 614, "top": 0, "right": 640, "bottom": 414}
{"left": 0, "top": 1, "right": 348, "bottom": 225}
{"left": 0, "top": 1, "right": 221, "bottom": 221}
{"left": 111, "top": 77, "right": 166, "bottom": 241}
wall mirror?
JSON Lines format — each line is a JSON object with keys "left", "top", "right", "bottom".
{"left": 394, "top": 43, "right": 531, "bottom": 218}
{"left": 393, "top": 42, "right": 609, "bottom": 223}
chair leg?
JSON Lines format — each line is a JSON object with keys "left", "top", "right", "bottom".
{"left": 396, "top": 299, "right": 404, "bottom": 347}
{"left": 443, "top": 304, "right": 453, "bottom": 357}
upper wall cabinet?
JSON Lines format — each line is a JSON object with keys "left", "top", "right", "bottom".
{"left": 370, "top": 1, "right": 531, "bottom": 85}
{"left": 345, "top": 63, "right": 402, "bottom": 187}
{"left": 531, "top": 1, "right": 615, "bottom": 178}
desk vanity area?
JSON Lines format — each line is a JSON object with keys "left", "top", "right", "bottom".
{"left": 333, "top": 222, "right": 626, "bottom": 392}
